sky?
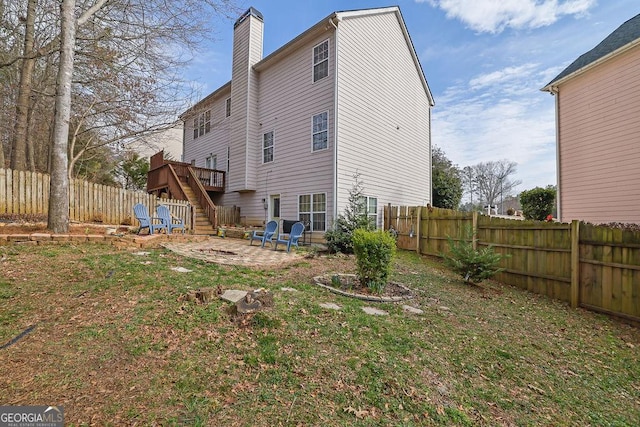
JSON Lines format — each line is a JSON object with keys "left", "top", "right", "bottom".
{"left": 184, "top": 0, "right": 639, "bottom": 198}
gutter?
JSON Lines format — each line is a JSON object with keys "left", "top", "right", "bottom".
{"left": 329, "top": 16, "right": 340, "bottom": 224}
{"left": 541, "top": 38, "right": 640, "bottom": 92}
{"left": 550, "top": 86, "right": 562, "bottom": 221}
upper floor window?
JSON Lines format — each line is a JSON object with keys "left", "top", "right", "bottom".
{"left": 313, "top": 40, "right": 329, "bottom": 82}
{"left": 312, "top": 112, "right": 328, "bottom": 151}
{"left": 193, "top": 110, "right": 211, "bottom": 139}
{"left": 263, "top": 131, "right": 274, "bottom": 163}
{"left": 225, "top": 98, "right": 231, "bottom": 117}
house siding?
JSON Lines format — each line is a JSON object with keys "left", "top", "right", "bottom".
{"left": 247, "top": 32, "right": 336, "bottom": 226}
{"left": 557, "top": 45, "right": 640, "bottom": 223}
{"left": 182, "top": 90, "right": 231, "bottom": 170}
{"left": 178, "top": 7, "right": 433, "bottom": 231}
{"left": 336, "top": 11, "right": 431, "bottom": 225}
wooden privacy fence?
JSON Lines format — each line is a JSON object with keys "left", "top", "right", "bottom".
{"left": 0, "top": 168, "right": 191, "bottom": 228}
{"left": 386, "top": 205, "right": 640, "bottom": 323}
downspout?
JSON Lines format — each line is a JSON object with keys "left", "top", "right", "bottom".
{"left": 551, "top": 86, "right": 561, "bottom": 221}
{"left": 428, "top": 107, "right": 432, "bottom": 205}
{"left": 329, "top": 16, "right": 340, "bottom": 224}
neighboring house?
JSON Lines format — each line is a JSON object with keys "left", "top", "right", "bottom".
{"left": 130, "top": 123, "right": 183, "bottom": 161}
{"left": 177, "top": 6, "right": 433, "bottom": 234}
{"left": 542, "top": 13, "right": 640, "bottom": 224}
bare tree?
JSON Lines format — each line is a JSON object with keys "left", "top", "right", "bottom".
{"left": 470, "top": 160, "right": 522, "bottom": 213}
{"left": 48, "top": 0, "right": 77, "bottom": 233}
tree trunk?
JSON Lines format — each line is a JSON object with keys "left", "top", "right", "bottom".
{"left": 10, "top": 0, "right": 37, "bottom": 171}
{"left": 48, "top": 0, "right": 76, "bottom": 233}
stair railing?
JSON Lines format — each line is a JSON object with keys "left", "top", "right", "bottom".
{"left": 186, "top": 166, "right": 217, "bottom": 229}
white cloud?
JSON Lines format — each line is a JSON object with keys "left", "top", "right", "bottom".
{"left": 432, "top": 63, "right": 558, "bottom": 192}
{"left": 421, "top": 0, "right": 596, "bottom": 33}
{"left": 469, "top": 63, "right": 538, "bottom": 89}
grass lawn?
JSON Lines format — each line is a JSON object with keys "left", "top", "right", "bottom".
{"left": 1, "top": 242, "right": 639, "bottom": 426}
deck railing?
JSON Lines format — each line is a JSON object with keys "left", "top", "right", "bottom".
{"left": 147, "top": 160, "right": 224, "bottom": 194}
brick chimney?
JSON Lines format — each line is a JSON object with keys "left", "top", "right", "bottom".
{"left": 229, "top": 7, "right": 263, "bottom": 192}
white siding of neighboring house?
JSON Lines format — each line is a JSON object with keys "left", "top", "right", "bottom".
{"left": 182, "top": 88, "right": 231, "bottom": 173}
{"left": 242, "top": 31, "right": 336, "bottom": 226}
{"left": 336, "top": 11, "right": 431, "bottom": 225}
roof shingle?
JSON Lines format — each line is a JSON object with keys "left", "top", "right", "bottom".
{"left": 544, "top": 13, "right": 640, "bottom": 89}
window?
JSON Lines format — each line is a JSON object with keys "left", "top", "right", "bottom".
{"left": 299, "top": 193, "right": 326, "bottom": 232}
{"left": 225, "top": 98, "right": 231, "bottom": 117}
{"left": 313, "top": 40, "right": 329, "bottom": 82}
{"left": 312, "top": 112, "right": 328, "bottom": 151}
{"left": 193, "top": 110, "right": 211, "bottom": 139}
{"left": 359, "top": 196, "right": 378, "bottom": 227}
{"left": 263, "top": 131, "right": 274, "bottom": 163}
{"left": 205, "top": 154, "right": 217, "bottom": 170}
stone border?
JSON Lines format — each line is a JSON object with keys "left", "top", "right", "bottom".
{"left": 0, "top": 232, "right": 210, "bottom": 249}
{"left": 313, "top": 273, "right": 414, "bottom": 303}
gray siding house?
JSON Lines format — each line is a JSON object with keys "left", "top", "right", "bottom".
{"left": 180, "top": 6, "right": 434, "bottom": 233}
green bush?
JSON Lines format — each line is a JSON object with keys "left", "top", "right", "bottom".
{"left": 352, "top": 229, "right": 396, "bottom": 293}
{"left": 520, "top": 186, "right": 556, "bottom": 221}
{"left": 325, "top": 173, "right": 373, "bottom": 253}
{"left": 443, "top": 229, "right": 505, "bottom": 285}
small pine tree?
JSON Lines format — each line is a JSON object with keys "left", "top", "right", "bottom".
{"left": 443, "top": 229, "right": 505, "bottom": 284}
{"left": 325, "top": 173, "right": 374, "bottom": 253}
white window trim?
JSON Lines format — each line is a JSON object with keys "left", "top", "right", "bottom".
{"left": 205, "top": 154, "right": 217, "bottom": 170}
{"left": 312, "top": 39, "right": 329, "bottom": 83}
{"left": 361, "top": 196, "right": 379, "bottom": 228}
{"left": 298, "top": 192, "right": 327, "bottom": 232}
{"left": 225, "top": 98, "right": 231, "bottom": 118}
{"left": 311, "top": 111, "right": 329, "bottom": 152}
{"left": 193, "top": 110, "right": 211, "bottom": 139}
{"left": 262, "top": 130, "right": 274, "bottom": 164}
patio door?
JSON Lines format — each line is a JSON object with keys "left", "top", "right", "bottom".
{"left": 270, "top": 195, "right": 280, "bottom": 223}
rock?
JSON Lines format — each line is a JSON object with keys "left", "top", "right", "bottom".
{"left": 319, "top": 302, "right": 341, "bottom": 310}
{"left": 362, "top": 307, "right": 388, "bottom": 316}
{"left": 402, "top": 305, "right": 424, "bottom": 315}
{"left": 220, "top": 289, "right": 248, "bottom": 303}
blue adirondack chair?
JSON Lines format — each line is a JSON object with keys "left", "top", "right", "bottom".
{"left": 249, "top": 220, "right": 278, "bottom": 247}
{"left": 133, "top": 203, "right": 167, "bottom": 235}
{"left": 156, "top": 205, "right": 185, "bottom": 234}
{"left": 273, "top": 221, "right": 305, "bottom": 252}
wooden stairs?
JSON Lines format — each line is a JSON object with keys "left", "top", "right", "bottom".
{"left": 181, "top": 185, "right": 217, "bottom": 235}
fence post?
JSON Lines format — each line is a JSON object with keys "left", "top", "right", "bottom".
{"left": 571, "top": 220, "right": 580, "bottom": 308}
{"left": 472, "top": 211, "right": 478, "bottom": 251}
{"left": 415, "top": 206, "right": 421, "bottom": 254}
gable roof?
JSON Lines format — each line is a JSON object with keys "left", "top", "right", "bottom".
{"left": 542, "top": 13, "right": 640, "bottom": 91}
